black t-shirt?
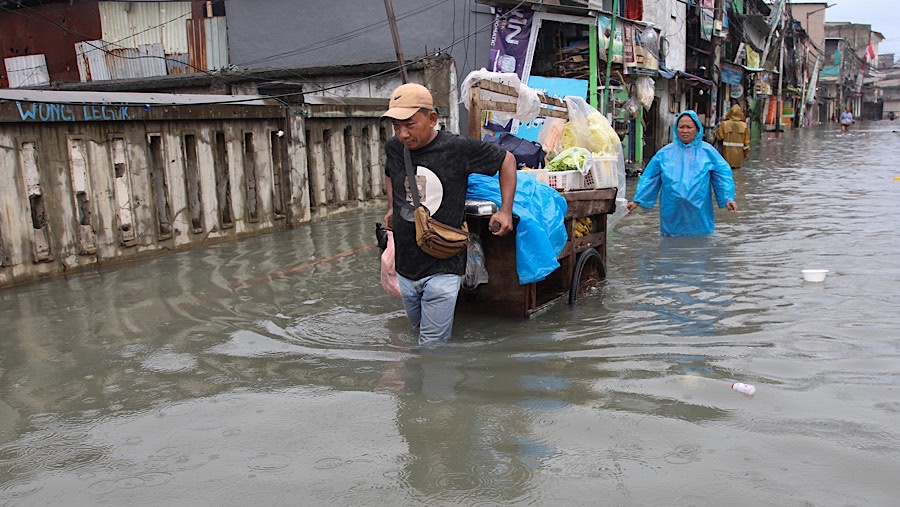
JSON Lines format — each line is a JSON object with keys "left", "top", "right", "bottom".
{"left": 385, "top": 130, "right": 507, "bottom": 280}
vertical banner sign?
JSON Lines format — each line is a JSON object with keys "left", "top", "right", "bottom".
{"left": 746, "top": 46, "right": 761, "bottom": 69}
{"left": 622, "top": 24, "right": 636, "bottom": 68}
{"left": 700, "top": 0, "right": 714, "bottom": 41}
{"left": 733, "top": 42, "right": 746, "bottom": 65}
{"left": 598, "top": 15, "right": 624, "bottom": 64}
{"left": 489, "top": 8, "right": 534, "bottom": 79}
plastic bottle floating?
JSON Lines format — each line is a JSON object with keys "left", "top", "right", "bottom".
{"left": 732, "top": 383, "right": 757, "bottom": 396}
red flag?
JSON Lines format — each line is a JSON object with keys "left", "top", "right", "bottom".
{"left": 866, "top": 42, "right": 876, "bottom": 62}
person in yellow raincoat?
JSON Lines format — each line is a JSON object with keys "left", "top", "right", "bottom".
{"left": 716, "top": 105, "right": 750, "bottom": 169}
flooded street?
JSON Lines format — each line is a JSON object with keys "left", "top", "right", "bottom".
{"left": 1, "top": 123, "right": 899, "bottom": 505}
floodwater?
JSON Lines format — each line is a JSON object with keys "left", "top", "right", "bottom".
{"left": 1, "top": 123, "right": 899, "bottom": 506}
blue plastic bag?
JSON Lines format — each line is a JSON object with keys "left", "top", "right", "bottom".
{"left": 467, "top": 172, "right": 568, "bottom": 285}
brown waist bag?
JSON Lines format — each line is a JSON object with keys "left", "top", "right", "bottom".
{"left": 404, "top": 146, "right": 469, "bottom": 259}
{"left": 414, "top": 206, "right": 469, "bottom": 259}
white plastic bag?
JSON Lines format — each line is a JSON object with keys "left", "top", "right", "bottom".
{"left": 562, "top": 96, "right": 595, "bottom": 151}
{"left": 380, "top": 231, "right": 401, "bottom": 299}
{"left": 624, "top": 93, "right": 640, "bottom": 118}
{"left": 636, "top": 76, "right": 655, "bottom": 110}
{"left": 562, "top": 96, "right": 621, "bottom": 156}
{"left": 537, "top": 117, "right": 566, "bottom": 158}
{"left": 615, "top": 142, "right": 626, "bottom": 202}
{"left": 463, "top": 235, "right": 489, "bottom": 289}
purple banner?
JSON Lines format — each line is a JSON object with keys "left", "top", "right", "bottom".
{"left": 488, "top": 8, "right": 533, "bottom": 79}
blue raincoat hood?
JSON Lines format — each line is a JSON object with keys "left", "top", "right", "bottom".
{"left": 672, "top": 110, "right": 704, "bottom": 148}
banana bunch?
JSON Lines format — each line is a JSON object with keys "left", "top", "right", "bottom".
{"left": 574, "top": 216, "right": 593, "bottom": 238}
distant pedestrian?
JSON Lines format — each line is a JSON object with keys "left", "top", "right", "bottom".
{"left": 716, "top": 104, "right": 750, "bottom": 169}
{"left": 840, "top": 106, "right": 854, "bottom": 132}
{"left": 626, "top": 110, "right": 738, "bottom": 237}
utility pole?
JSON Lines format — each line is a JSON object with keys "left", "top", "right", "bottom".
{"left": 383, "top": 0, "right": 409, "bottom": 83}
{"left": 837, "top": 40, "right": 844, "bottom": 114}
{"left": 772, "top": 1, "right": 791, "bottom": 133}
{"left": 602, "top": 0, "right": 619, "bottom": 116}
{"left": 776, "top": 25, "right": 785, "bottom": 132}
{"left": 799, "top": 42, "right": 810, "bottom": 126}
{"left": 712, "top": 0, "right": 725, "bottom": 128}
{"left": 761, "top": 0, "right": 785, "bottom": 65}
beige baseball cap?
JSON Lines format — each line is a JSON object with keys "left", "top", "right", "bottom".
{"left": 382, "top": 83, "right": 433, "bottom": 120}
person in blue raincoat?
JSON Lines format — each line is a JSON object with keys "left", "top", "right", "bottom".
{"left": 626, "top": 110, "right": 738, "bottom": 236}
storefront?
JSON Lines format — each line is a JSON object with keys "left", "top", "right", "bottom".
{"left": 486, "top": 4, "right": 660, "bottom": 164}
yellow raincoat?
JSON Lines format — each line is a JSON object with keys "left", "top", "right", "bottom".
{"left": 716, "top": 105, "right": 750, "bottom": 169}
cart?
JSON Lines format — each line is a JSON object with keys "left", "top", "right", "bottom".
{"left": 456, "top": 79, "right": 619, "bottom": 318}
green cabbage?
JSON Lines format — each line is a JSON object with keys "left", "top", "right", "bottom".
{"left": 547, "top": 147, "right": 591, "bottom": 172}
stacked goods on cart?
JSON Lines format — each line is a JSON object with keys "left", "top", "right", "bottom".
{"left": 530, "top": 96, "right": 621, "bottom": 192}
{"left": 573, "top": 216, "right": 593, "bottom": 238}
{"left": 546, "top": 147, "right": 593, "bottom": 191}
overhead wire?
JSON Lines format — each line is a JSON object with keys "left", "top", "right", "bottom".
{"left": 0, "top": 1, "right": 290, "bottom": 88}
{"left": 232, "top": 0, "right": 450, "bottom": 68}
{"left": 8, "top": 0, "right": 449, "bottom": 99}
{"left": 2, "top": 0, "right": 528, "bottom": 108}
{"left": 228, "top": 0, "right": 453, "bottom": 97}
{"left": 0, "top": 2, "right": 204, "bottom": 73}
{"left": 203, "top": 0, "right": 525, "bottom": 98}
{"left": 0, "top": 2, "right": 297, "bottom": 108}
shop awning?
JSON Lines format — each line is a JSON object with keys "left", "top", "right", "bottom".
{"left": 656, "top": 65, "right": 714, "bottom": 86}
{"left": 659, "top": 65, "right": 677, "bottom": 79}
{"left": 678, "top": 71, "right": 714, "bottom": 87}
{"left": 741, "top": 66, "right": 764, "bottom": 72}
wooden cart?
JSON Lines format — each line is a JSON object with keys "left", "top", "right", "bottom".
{"left": 456, "top": 79, "right": 619, "bottom": 318}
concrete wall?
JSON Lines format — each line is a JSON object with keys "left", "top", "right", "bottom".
{"left": 825, "top": 23, "right": 872, "bottom": 59}
{"left": 642, "top": 0, "right": 686, "bottom": 73}
{"left": 0, "top": 102, "right": 390, "bottom": 288}
{"left": 792, "top": 3, "right": 829, "bottom": 51}
{"left": 641, "top": 0, "right": 685, "bottom": 159}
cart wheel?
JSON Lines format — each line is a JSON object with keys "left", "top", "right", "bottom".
{"left": 569, "top": 247, "right": 604, "bottom": 303}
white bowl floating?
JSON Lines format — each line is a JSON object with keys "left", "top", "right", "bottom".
{"left": 802, "top": 269, "right": 829, "bottom": 282}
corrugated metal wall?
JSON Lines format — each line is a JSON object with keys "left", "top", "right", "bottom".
{"left": 75, "top": 41, "right": 169, "bottom": 81}
{"left": 187, "top": 16, "right": 229, "bottom": 72}
{"left": 98, "top": 1, "right": 191, "bottom": 55}
{"left": 3, "top": 55, "right": 51, "bottom": 88}
{"left": 0, "top": 2, "right": 103, "bottom": 87}
{"left": 107, "top": 44, "right": 169, "bottom": 79}
{"left": 1, "top": 2, "right": 225, "bottom": 85}
{"left": 186, "top": 18, "right": 208, "bottom": 72}
{"left": 166, "top": 54, "right": 192, "bottom": 75}
{"left": 75, "top": 41, "right": 112, "bottom": 82}
{"left": 205, "top": 16, "right": 229, "bottom": 70}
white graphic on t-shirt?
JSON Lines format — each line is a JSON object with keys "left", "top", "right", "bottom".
{"left": 405, "top": 165, "right": 443, "bottom": 213}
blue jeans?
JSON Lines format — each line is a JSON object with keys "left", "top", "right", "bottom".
{"left": 397, "top": 273, "right": 462, "bottom": 345}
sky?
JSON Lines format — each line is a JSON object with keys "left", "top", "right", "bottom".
{"left": 794, "top": 0, "right": 900, "bottom": 57}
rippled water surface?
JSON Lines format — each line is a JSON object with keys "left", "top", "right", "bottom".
{"left": 1, "top": 124, "right": 899, "bottom": 505}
